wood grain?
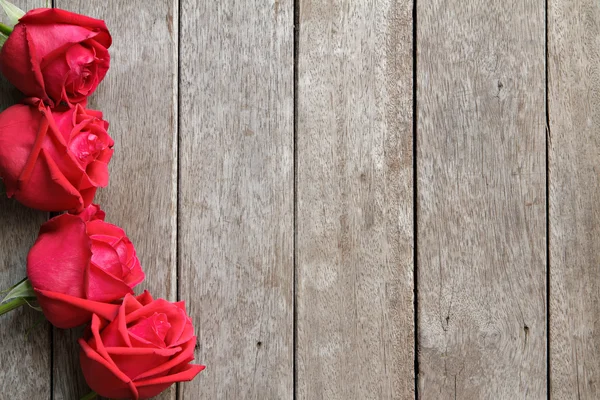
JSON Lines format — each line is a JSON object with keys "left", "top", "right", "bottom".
{"left": 0, "top": 3, "right": 52, "bottom": 399}
{"left": 296, "top": 1, "right": 414, "bottom": 399}
{"left": 178, "top": 0, "right": 294, "bottom": 398}
{"left": 417, "top": 1, "right": 547, "bottom": 398}
{"left": 549, "top": 0, "right": 600, "bottom": 397}
{"left": 52, "top": 1, "right": 179, "bottom": 399}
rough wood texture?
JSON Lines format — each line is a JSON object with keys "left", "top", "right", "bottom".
{"left": 549, "top": 1, "right": 600, "bottom": 397}
{"left": 417, "top": 1, "right": 547, "bottom": 398}
{"left": 179, "top": 0, "right": 294, "bottom": 398}
{"left": 52, "top": 1, "right": 179, "bottom": 399}
{"left": 296, "top": 1, "right": 414, "bottom": 399}
{"left": 9, "top": 0, "right": 600, "bottom": 398}
{"left": 0, "top": 3, "right": 51, "bottom": 399}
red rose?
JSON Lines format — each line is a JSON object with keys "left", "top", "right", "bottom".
{"left": 79, "top": 292, "right": 205, "bottom": 399}
{"left": 27, "top": 204, "right": 145, "bottom": 328}
{"left": 0, "top": 99, "right": 114, "bottom": 212}
{"left": 0, "top": 8, "right": 111, "bottom": 106}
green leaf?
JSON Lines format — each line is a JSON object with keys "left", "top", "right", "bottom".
{"left": 1, "top": 278, "right": 36, "bottom": 303}
{"left": 0, "top": 31, "right": 7, "bottom": 47}
{"left": 0, "top": 0, "right": 24, "bottom": 27}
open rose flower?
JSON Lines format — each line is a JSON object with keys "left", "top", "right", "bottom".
{"left": 0, "top": 8, "right": 111, "bottom": 106}
{"left": 0, "top": 99, "right": 113, "bottom": 212}
{"left": 80, "top": 291, "right": 205, "bottom": 399}
{"left": 27, "top": 204, "right": 145, "bottom": 328}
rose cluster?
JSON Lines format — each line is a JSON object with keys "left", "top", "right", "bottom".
{"left": 0, "top": 6, "right": 203, "bottom": 399}
{"left": 0, "top": 8, "right": 112, "bottom": 211}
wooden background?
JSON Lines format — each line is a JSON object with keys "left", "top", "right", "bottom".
{"left": 0, "top": 0, "right": 598, "bottom": 399}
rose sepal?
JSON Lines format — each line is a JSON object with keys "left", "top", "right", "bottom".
{"left": 0, "top": 277, "right": 40, "bottom": 316}
{"left": 0, "top": 0, "right": 24, "bottom": 27}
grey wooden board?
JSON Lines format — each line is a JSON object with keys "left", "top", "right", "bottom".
{"left": 52, "top": 1, "right": 179, "bottom": 399}
{"left": 417, "top": 1, "right": 547, "bottom": 398}
{"left": 549, "top": 0, "right": 600, "bottom": 397}
{"left": 296, "top": 1, "right": 414, "bottom": 399}
{"left": 7, "top": 0, "right": 600, "bottom": 398}
{"left": 178, "top": 0, "right": 294, "bottom": 398}
{"left": 0, "top": 3, "right": 51, "bottom": 399}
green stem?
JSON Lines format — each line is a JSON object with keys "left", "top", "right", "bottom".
{"left": 80, "top": 391, "right": 97, "bottom": 400}
{"left": 0, "top": 296, "right": 26, "bottom": 316}
{"left": 0, "top": 21, "right": 11, "bottom": 36}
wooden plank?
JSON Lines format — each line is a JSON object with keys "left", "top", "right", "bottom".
{"left": 548, "top": 1, "right": 600, "bottom": 397}
{"left": 52, "top": 1, "right": 179, "bottom": 399}
{"left": 0, "top": 3, "right": 52, "bottom": 399}
{"left": 178, "top": 0, "right": 294, "bottom": 398}
{"left": 296, "top": 1, "right": 414, "bottom": 398}
{"left": 417, "top": 1, "right": 546, "bottom": 398}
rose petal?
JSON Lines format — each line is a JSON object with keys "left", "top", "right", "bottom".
{"left": 90, "top": 239, "right": 122, "bottom": 275}
{"left": 28, "top": 24, "right": 98, "bottom": 64}
{"left": 86, "top": 262, "right": 133, "bottom": 302}
{"left": 79, "top": 187, "right": 97, "bottom": 209}
{"left": 89, "top": 313, "right": 121, "bottom": 370}
{"left": 21, "top": 148, "right": 83, "bottom": 212}
{"left": 122, "top": 256, "right": 145, "bottom": 288}
{"left": 174, "top": 301, "right": 187, "bottom": 313}
{"left": 86, "top": 219, "right": 126, "bottom": 239}
{"left": 0, "top": 104, "right": 42, "bottom": 190}
{"left": 74, "top": 203, "right": 105, "bottom": 222}
{"left": 79, "top": 338, "right": 138, "bottom": 400}
{"left": 86, "top": 160, "right": 109, "bottom": 187}
{"left": 135, "top": 291, "right": 154, "bottom": 306}
{"left": 133, "top": 338, "right": 197, "bottom": 381}
{"left": 45, "top": 103, "right": 76, "bottom": 147}
{"left": 171, "top": 319, "right": 195, "bottom": 348}
{"left": 0, "top": 26, "right": 48, "bottom": 103}
{"left": 128, "top": 313, "right": 171, "bottom": 348}
{"left": 0, "top": 103, "right": 85, "bottom": 210}
{"left": 34, "top": 289, "right": 120, "bottom": 328}
{"left": 125, "top": 299, "right": 177, "bottom": 326}
{"left": 99, "top": 310, "right": 130, "bottom": 348}
{"left": 164, "top": 307, "right": 188, "bottom": 346}
{"left": 27, "top": 214, "right": 90, "bottom": 298}
{"left": 97, "top": 146, "right": 114, "bottom": 163}
{"left": 106, "top": 347, "right": 180, "bottom": 381}
{"left": 20, "top": 8, "right": 111, "bottom": 47}
{"left": 105, "top": 346, "right": 181, "bottom": 357}
{"left": 134, "top": 364, "right": 205, "bottom": 399}
{"left": 125, "top": 299, "right": 188, "bottom": 346}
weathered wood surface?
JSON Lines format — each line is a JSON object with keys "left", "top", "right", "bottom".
{"left": 52, "top": 1, "right": 179, "bottom": 399}
{"left": 4, "top": 0, "right": 600, "bottom": 399}
{"left": 417, "top": 1, "right": 547, "bottom": 398}
{"left": 178, "top": 0, "right": 294, "bottom": 399}
{"left": 549, "top": 0, "right": 600, "bottom": 398}
{"left": 0, "top": 3, "right": 51, "bottom": 400}
{"left": 296, "top": 1, "right": 414, "bottom": 399}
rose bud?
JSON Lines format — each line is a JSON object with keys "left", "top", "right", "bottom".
{"left": 27, "top": 204, "right": 145, "bottom": 328}
{"left": 0, "top": 99, "right": 114, "bottom": 212}
{"left": 0, "top": 8, "right": 111, "bottom": 107}
{"left": 79, "top": 291, "right": 205, "bottom": 399}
